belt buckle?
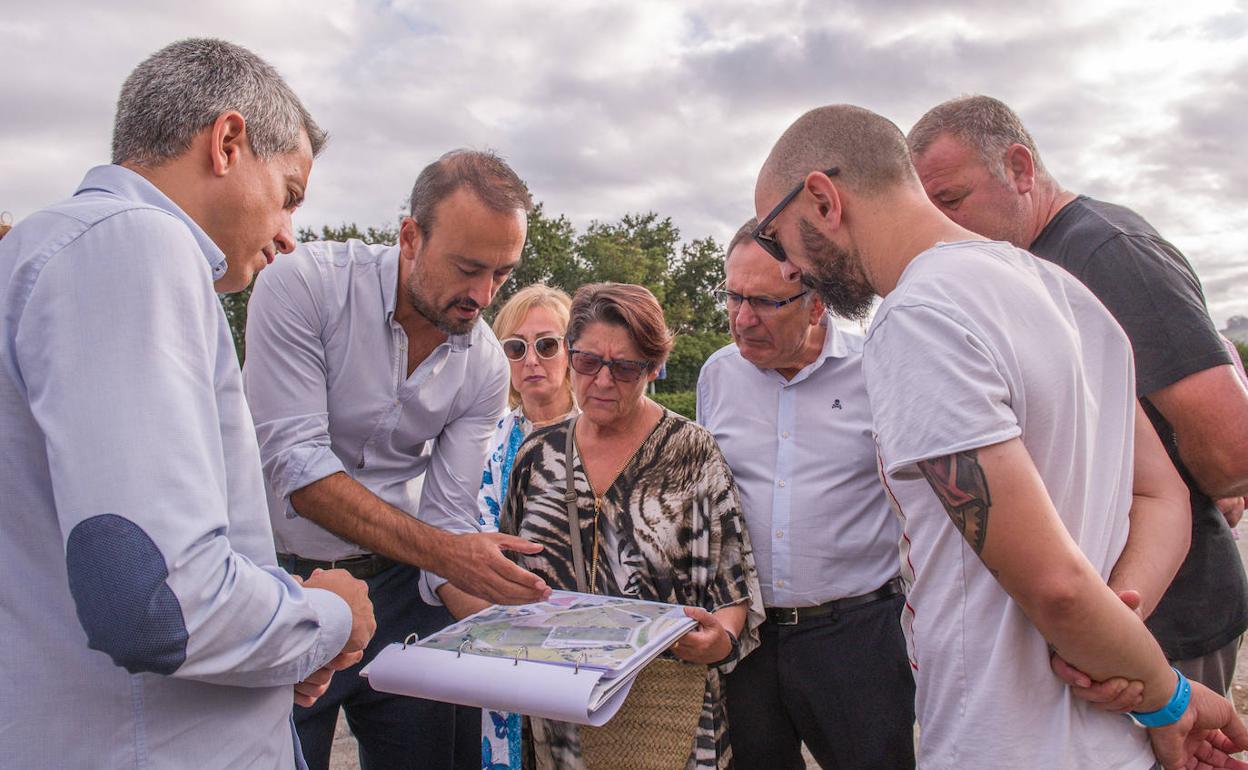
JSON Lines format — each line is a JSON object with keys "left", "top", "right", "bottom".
{"left": 774, "top": 607, "right": 799, "bottom": 626}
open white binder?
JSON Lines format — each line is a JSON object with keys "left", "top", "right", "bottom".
{"left": 362, "top": 591, "right": 698, "bottom": 725}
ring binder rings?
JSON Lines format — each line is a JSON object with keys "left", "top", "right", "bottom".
{"left": 362, "top": 591, "right": 697, "bottom": 726}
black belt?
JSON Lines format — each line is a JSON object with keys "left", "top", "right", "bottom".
{"left": 278, "top": 552, "right": 397, "bottom": 581}
{"left": 766, "top": 577, "right": 904, "bottom": 626}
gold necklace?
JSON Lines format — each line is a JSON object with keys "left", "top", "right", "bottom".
{"left": 579, "top": 421, "right": 655, "bottom": 594}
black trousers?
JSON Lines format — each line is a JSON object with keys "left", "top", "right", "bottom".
{"left": 287, "top": 561, "right": 480, "bottom": 770}
{"left": 725, "top": 592, "right": 915, "bottom": 770}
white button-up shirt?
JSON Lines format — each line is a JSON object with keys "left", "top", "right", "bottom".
{"left": 243, "top": 239, "right": 509, "bottom": 565}
{"left": 0, "top": 166, "right": 351, "bottom": 768}
{"left": 697, "top": 317, "right": 900, "bottom": 608}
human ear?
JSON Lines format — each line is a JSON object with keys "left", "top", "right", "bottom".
{"left": 805, "top": 171, "right": 843, "bottom": 230}
{"left": 399, "top": 217, "right": 424, "bottom": 260}
{"left": 209, "top": 111, "right": 247, "bottom": 177}
{"left": 1006, "top": 144, "right": 1036, "bottom": 194}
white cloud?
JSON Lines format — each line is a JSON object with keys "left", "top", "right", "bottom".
{"left": 2, "top": 0, "right": 1245, "bottom": 324}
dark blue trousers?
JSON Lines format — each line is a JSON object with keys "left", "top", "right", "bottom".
{"left": 289, "top": 562, "right": 480, "bottom": 770}
{"left": 724, "top": 592, "right": 915, "bottom": 770}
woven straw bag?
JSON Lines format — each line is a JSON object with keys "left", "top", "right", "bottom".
{"left": 562, "top": 418, "right": 707, "bottom": 769}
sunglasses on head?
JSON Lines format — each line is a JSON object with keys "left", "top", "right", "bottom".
{"left": 568, "top": 349, "right": 654, "bottom": 383}
{"left": 751, "top": 167, "right": 840, "bottom": 263}
{"left": 501, "top": 336, "right": 563, "bottom": 362}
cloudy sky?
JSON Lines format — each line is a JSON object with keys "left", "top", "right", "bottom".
{"left": 3, "top": 0, "right": 1246, "bottom": 325}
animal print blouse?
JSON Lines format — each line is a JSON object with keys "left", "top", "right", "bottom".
{"left": 499, "top": 409, "right": 764, "bottom": 770}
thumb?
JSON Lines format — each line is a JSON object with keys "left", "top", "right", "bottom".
{"left": 1217, "top": 705, "right": 1248, "bottom": 752}
{"left": 1116, "top": 590, "right": 1142, "bottom": 612}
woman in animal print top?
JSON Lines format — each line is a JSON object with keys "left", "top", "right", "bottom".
{"left": 499, "top": 283, "right": 764, "bottom": 770}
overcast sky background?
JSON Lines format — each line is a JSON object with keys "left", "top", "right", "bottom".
{"left": 3, "top": 0, "right": 1246, "bottom": 325}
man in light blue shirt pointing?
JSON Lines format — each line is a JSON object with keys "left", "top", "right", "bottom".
{"left": 0, "top": 39, "right": 375, "bottom": 769}
{"left": 697, "top": 220, "right": 914, "bottom": 769}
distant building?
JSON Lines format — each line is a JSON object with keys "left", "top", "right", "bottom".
{"left": 1222, "top": 316, "right": 1248, "bottom": 346}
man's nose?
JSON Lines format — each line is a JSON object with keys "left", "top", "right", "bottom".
{"left": 274, "top": 214, "right": 296, "bottom": 254}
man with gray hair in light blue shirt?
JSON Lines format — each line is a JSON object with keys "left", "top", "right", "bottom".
{"left": 0, "top": 39, "right": 375, "bottom": 769}
{"left": 697, "top": 219, "right": 915, "bottom": 770}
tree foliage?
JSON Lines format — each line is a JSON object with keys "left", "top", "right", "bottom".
{"left": 221, "top": 204, "right": 731, "bottom": 375}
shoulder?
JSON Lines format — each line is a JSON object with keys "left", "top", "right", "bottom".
{"left": 657, "top": 408, "right": 723, "bottom": 458}
{"left": 696, "top": 341, "right": 746, "bottom": 392}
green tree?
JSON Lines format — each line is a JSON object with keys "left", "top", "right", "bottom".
{"left": 493, "top": 203, "right": 581, "bottom": 312}
{"left": 666, "top": 237, "right": 727, "bottom": 334}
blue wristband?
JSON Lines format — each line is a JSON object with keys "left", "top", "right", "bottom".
{"left": 1128, "top": 668, "right": 1191, "bottom": 728}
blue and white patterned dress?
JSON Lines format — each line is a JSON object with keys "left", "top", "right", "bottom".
{"left": 476, "top": 405, "right": 577, "bottom": 769}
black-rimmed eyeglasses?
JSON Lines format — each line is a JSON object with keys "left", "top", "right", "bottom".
{"left": 751, "top": 167, "right": 839, "bottom": 263}
{"left": 568, "top": 349, "right": 654, "bottom": 383}
{"left": 713, "top": 288, "right": 809, "bottom": 316}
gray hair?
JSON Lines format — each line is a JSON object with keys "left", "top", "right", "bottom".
{"left": 408, "top": 149, "right": 533, "bottom": 235}
{"left": 907, "top": 95, "right": 1047, "bottom": 181}
{"left": 761, "top": 105, "right": 917, "bottom": 199}
{"left": 111, "top": 38, "right": 327, "bottom": 166}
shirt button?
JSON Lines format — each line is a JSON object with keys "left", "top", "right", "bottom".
{"left": 776, "top": 530, "right": 784, "bottom": 539}
{"left": 776, "top": 579, "right": 785, "bottom": 587}
{"left": 777, "top": 480, "right": 786, "bottom": 488}
{"left": 781, "top": 431, "right": 790, "bottom": 438}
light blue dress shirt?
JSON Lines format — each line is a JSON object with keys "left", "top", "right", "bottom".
{"left": 0, "top": 166, "right": 353, "bottom": 768}
{"left": 243, "top": 239, "right": 509, "bottom": 590}
{"left": 696, "top": 317, "right": 901, "bottom": 608}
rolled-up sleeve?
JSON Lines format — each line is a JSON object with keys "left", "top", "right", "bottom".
{"left": 419, "top": 348, "right": 509, "bottom": 602}
{"left": 243, "top": 250, "right": 346, "bottom": 516}
{"left": 18, "top": 210, "right": 351, "bottom": 686}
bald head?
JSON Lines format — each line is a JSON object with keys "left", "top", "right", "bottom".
{"left": 760, "top": 104, "right": 919, "bottom": 198}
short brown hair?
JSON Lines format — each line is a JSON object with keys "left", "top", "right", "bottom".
{"left": 492, "top": 284, "right": 573, "bottom": 409}
{"left": 566, "top": 283, "right": 673, "bottom": 365}
{"left": 408, "top": 149, "right": 533, "bottom": 236}
{"left": 761, "top": 104, "right": 916, "bottom": 198}
{"left": 907, "top": 95, "right": 1047, "bottom": 180}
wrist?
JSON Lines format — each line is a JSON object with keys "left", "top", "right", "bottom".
{"left": 1130, "top": 667, "right": 1189, "bottom": 728}
{"left": 713, "top": 628, "right": 740, "bottom": 666}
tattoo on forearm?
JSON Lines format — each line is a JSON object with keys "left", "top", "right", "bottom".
{"left": 917, "top": 450, "right": 992, "bottom": 554}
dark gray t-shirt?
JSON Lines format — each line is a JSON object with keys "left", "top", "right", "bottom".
{"left": 1030, "top": 195, "right": 1247, "bottom": 660}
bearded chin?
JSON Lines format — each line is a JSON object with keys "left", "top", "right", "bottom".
{"left": 798, "top": 219, "right": 874, "bottom": 321}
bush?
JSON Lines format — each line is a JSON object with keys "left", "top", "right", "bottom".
{"left": 653, "top": 390, "right": 697, "bottom": 420}
{"left": 659, "top": 332, "right": 731, "bottom": 392}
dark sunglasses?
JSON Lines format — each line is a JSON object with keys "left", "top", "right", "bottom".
{"left": 568, "top": 349, "right": 654, "bottom": 383}
{"left": 751, "top": 167, "right": 839, "bottom": 263}
{"left": 502, "top": 336, "right": 563, "bottom": 362}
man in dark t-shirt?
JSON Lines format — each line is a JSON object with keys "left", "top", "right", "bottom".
{"left": 908, "top": 95, "right": 1248, "bottom": 696}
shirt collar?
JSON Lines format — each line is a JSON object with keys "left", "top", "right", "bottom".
{"left": 75, "top": 165, "right": 228, "bottom": 281}
{"left": 380, "top": 247, "right": 474, "bottom": 352}
{"left": 773, "top": 313, "right": 849, "bottom": 385}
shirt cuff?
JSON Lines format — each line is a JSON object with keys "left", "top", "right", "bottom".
{"left": 420, "top": 570, "right": 450, "bottom": 606}
{"left": 277, "top": 445, "right": 347, "bottom": 518}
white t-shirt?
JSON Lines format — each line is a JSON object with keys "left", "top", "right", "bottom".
{"left": 864, "top": 240, "right": 1154, "bottom": 770}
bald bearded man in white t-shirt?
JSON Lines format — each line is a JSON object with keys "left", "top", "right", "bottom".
{"left": 752, "top": 104, "right": 1248, "bottom": 770}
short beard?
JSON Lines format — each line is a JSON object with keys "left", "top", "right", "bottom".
{"left": 797, "top": 218, "right": 875, "bottom": 321}
{"left": 405, "top": 260, "right": 480, "bottom": 336}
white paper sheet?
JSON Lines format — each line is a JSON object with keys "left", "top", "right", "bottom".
{"left": 362, "top": 643, "right": 635, "bottom": 726}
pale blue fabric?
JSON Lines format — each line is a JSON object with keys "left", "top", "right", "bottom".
{"left": 243, "top": 238, "right": 510, "bottom": 601}
{"left": 477, "top": 406, "right": 534, "bottom": 769}
{"left": 0, "top": 165, "right": 353, "bottom": 768}
{"left": 696, "top": 316, "right": 901, "bottom": 607}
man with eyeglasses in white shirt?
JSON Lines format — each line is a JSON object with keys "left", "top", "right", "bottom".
{"left": 696, "top": 219, "right": 915, "bottom": 770}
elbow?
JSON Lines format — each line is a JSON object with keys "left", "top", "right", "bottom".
{"left": 66, "top": 514, "right": 189, "bottom": 675}
{"left": 1185, "top": 443, "right": 1248, "bottom": 499}
{"left": 1011, "top": 565, "right": 1092, "bottom": 632}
